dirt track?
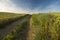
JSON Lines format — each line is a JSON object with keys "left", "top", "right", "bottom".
{"left": 0, "top": 14, "right": 31, "bottom": 40}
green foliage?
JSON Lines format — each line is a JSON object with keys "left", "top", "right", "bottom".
{"left": 3, "top": 33, "right": 14, "bottom": 40}
{"left": 32, "top": 14, "right": 60, "bottom": 40}
{"left": 2, "top": 16, "right": 29, "bottom": 40}
{"left": 0, "top": 12, "right": 23, "bottom": 29}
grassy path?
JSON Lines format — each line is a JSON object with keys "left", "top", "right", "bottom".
{"left": 0, "top": 14, "right": 31, "bottom": 40}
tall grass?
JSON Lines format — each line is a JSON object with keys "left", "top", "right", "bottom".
{"left": 32, "top": 14, "right": 60, "bottom": 40}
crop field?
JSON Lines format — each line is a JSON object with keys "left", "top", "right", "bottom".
{"left": 32, "top": 13, "right": 60, "bottom": 40}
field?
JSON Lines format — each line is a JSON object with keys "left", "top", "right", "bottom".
{"left": 0, "top": 12, "right": 24, "bottom": 29}
{"left": 0, "top": 12, "right": 31, "bottom": 40}
{"left": 0, "top": 12, "right": 60, "bottom": 40}
{"left": 32, "top": 13, "right": 60, "bottom": 40}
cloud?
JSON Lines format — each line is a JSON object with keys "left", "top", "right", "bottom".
{"left": 32, "top": 6, "right": 47, "bottom": 13}
{"left": 0, "top": 0, "right": 29, "bottom": 13}
{"left": 44, "top": 2, "right": 60, "bottom": 12}
{"left": 33, "top": 1, "right": 60, "bottom": 13}
{"left": 0, "top": 0, "right": 60, "bottom": 14}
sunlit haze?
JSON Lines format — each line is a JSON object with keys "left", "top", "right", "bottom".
{"left": 0, "top": 0, "right": 60, "bottom": 14}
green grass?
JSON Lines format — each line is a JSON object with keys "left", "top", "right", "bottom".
{"left": 2, "top": 21, "right": 28, "bottom": 40}
{"left": 0, "top": 12, "right": 24, "bottom": 29}
{"left": 0, "top": 12, "right": 31, "bottom": 40}
{"left": 32, "top": 13, "right": 60, "bottom": 40}
{"left": 1, "top": 12, "right": 60, "bottom": 40}
{"left": 2, "top": 15, "right": 30, "bottom": 40}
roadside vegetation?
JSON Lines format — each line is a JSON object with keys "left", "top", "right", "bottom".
{"left": 32, "top": 13, "right": 60, "bottom": 40}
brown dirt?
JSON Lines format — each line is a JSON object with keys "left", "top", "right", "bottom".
{"left": 27, "top": 17, "right": 33, "bottom": 40}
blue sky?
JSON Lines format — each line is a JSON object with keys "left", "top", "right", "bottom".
{"left": 0, "top": 0, "right": 60, "bottom": 13}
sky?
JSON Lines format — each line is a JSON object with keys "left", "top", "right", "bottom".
{"left": 0, "top": 0, "right": 60, "bottom": 13}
